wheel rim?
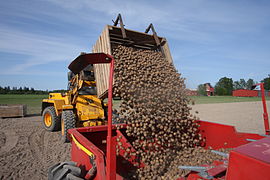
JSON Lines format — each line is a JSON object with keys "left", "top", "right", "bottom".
{"left": 44, "top": 113, "right": 52, "bottom": 127}
{"left": 61, "top": 119, "right": 64, "bottom": 136}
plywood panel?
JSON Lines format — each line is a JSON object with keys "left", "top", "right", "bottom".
{"left": 92, "top": 26, "right": 111, "bottom": 98}
{"left": 161, "top": 38, "right": 173, "bottom": 64}
{"left": 0, "top": 104, "right": 27, "bottom": 117}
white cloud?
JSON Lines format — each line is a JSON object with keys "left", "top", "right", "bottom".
{"left": 0, "top": 25, "right": 85, "bottom": 74}
{"left": 43, "top": 0, "right": 270, "bottom": 45}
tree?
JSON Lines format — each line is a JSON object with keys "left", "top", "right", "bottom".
{"left": 18, "top": 87, "right": 23, "bottom": 93}
{"left": 0, "top": 86, "right": 50, "bottom": 94}
{"left": 30, "top": 87, "right": 35, "bottom": 94}
{"left": 246, "top": 78, "right": 255, "bottom": 90}
{"left": 3, "top": 86, "right": 11, "bottom": 94}
{"left": 239, "top": 79, "right": 247, "bottom": 89}
{"left": 215, "top": 77, "right": 233, "bottom": 95}
{"left": 23, "top": 86, "right": 29, "bottom": 92}
{"left": 197, "top": 84, "right": 207, "bottom": 96}
{"left": 0, "top": 86, "right": 4, "bottom": 94}
{"left": 233, "top": 81, "right": 241, "bottom": 90}
{"left": 215, "top": 86, "right": 227, "bottom": 95}
{"left": 234, "top": 79, "right": 247, "bottom": 90}
{"left": 261, "top": 75, "right": 270, "bottom": 90}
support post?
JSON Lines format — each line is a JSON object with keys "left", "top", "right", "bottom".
{"left": 260, "top": 83, "right": 270, "bottom": 135}
{"left": 106, "top": 58, "right": 116, "bottom": 180}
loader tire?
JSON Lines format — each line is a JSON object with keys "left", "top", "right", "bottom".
{"left": 42, "top": 106, "right": 61, "bottom": 132}
{"left": 48, "top": 161, "right": 83, "bottom": 180}
{"left": 61, "top": 110, "right": 76, "bottom": 143}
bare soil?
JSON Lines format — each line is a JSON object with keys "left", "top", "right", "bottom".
{"left": 0, "top": 101, "right": 269, "bottom": 179}
{"left": 191, "top": 101, "right": 270, "bottom": 134}
{"left": 0, "top": 116, "right": 70, "bottom": 180}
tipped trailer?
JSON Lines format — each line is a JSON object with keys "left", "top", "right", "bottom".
{"left": 92, "top": 14, "right": 173, "bottom": 99}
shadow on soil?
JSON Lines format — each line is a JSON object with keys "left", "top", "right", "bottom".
{"left": 26, "top": 113, "right": 41, "bottom": 117}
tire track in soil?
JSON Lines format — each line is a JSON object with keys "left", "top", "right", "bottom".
{"left": 0, "top": 130, "right": 19, "bottom": 154}
{"left": 42, "top": 131, "right": 71, "bottom": 171}
{"left": 28, "top": 129, "right": 45, "bottom": 161}
{"left": 42, "top": 131, "right": 61, "bottom": 176}
{"left": 0, "top": 116, "right": 71, "bottom": 180}
{"left": 0, "top": 131, "right": 6, "bottom": 151}
{"left": 28, "top": 129, "right": 47, "bottom": 177}
{"left": 43, "top": 132, "right": 60, "bottom": 168}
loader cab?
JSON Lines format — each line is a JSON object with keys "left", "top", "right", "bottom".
{"left": 80, "top": 64, "right": 95, "bottom": 80}
{"left": 78, "top": 86, "right": 97, "bottom": 95}
{"left": 67, "top": 64, "right": 95, "bottom": 81}
{"left": 67, "top": 64, "right": 97, "bottom": 95}
{"left": 67, "top": 71, "right": 75, "bottom": 81}
{"left": 78, "top": 64, "right": 97, "bottom": 95}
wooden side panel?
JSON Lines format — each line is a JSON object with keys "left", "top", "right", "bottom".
{"left": 161, "top": 38, "right": 173, "bottom": 64}
{"left": 0, "top": 104, "right": 27, "bottom": 117}
{"left": 92, "top": 25, "right": 112, "bottom": 99}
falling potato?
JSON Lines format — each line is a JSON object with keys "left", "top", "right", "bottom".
{"left": 112, "top": 45, "right": 228, "bottom": 179}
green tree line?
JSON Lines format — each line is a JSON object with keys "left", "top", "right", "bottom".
{"left": 197, "top": 74, "right": 270, "bottom": 96}
{"left": 0, "top": 86, "right": 66, "bottom": 94}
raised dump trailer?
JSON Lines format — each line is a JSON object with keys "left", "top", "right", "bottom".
{"left": 92, "top": 14, "right": 173, "bottom": 99}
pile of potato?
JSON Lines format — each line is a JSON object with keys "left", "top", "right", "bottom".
{"left": 112, "top": 45, "right": 223, "bottom": 179}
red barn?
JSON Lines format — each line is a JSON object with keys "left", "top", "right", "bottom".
{"left": 233, "top": 89, "right": 258, "bottom": 97}
{"left": 205, "top": 83, "right": 214, "bottom": 96}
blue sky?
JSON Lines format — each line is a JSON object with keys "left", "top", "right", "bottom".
{"left": 0, "top": 0, "right": 270, "bottom": 90}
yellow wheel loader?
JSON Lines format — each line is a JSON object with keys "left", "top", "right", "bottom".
{"left": 41, "top": 53, "right": 108, "bottom": 142}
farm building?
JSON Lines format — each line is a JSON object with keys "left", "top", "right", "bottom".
{"left": 185, "top": 89, "right": 198, "bottom": 96}
{"left": 233, "top": 89, "right": 270, "bottom": 97}
{"left": 205, "top": 83, "right": 214, "bottom": 96}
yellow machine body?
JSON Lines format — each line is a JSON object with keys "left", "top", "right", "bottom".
{"left": 42, "top": 75, "right": 106, "bottom": 128}
{"left": 75, "top": 95, "right": 104, "bottom": 120}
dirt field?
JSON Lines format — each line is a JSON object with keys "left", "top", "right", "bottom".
{"left": 0, "top": 116, "right": 70, "bottom": 180}
{"left": 191, "top": 101, "right": 270, "bottom": 134}
{"left": 0, "top": 101, "right": 269, "bottom": 179}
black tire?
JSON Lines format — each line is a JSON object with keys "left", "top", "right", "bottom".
{"left": 42, "top": 106, "right": 60, "bottom": 132}
{"left": 48, "top": 161, "right": 83, "bottom": 180}
{"left": 61, "top": 110, "right": 76, "bottom": 143}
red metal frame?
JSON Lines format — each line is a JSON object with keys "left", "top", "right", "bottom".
{"left": 226, "top": 137, "right": 270, "bottom": 180}
{"left": 198, "top": 121, "right": 263, "bottom": 149}
{"left": 68, "top": 53, "right": 113, "bottom": 74}
{"left": 69, "top": 128, "right": 106, "bottom": 179}
{"left": 69, "top": 125, "right": 136, "bottom": 180}
{"left": 68, "top": 53, "right": 116, "bottom": 179}
{"left": 254, "top": 83, "right": 270, "bottom": 135}
{"left": 106, "top": 54, "right": 116, "bottom": 180}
